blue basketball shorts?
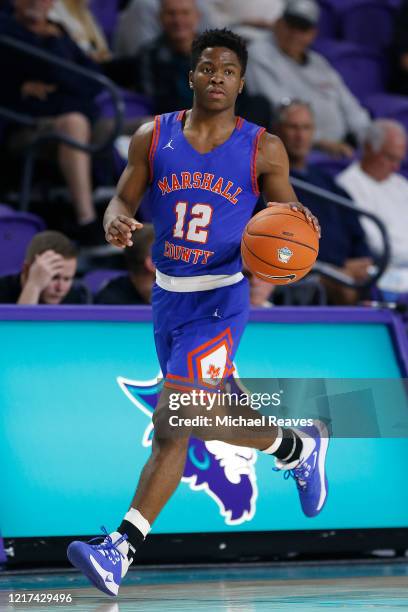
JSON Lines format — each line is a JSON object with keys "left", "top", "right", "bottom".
{"left": 152, "top": 278, "right": 249, "bottom": 391}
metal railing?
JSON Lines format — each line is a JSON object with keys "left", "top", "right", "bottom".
{"left": 0, "top": 34, "right": 124, "bottom": 212}
{"left": 290, "top": 175, "right": 390, "bottom": 290}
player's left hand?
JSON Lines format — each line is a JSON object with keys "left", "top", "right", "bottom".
{"left": 267, "top": 201, "right": 321, "bottom": 238}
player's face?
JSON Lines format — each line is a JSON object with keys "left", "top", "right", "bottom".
{"left": 40, "top": 258, "right": 76, "bottom": 304}
{"left": 277, "top": 105, "right": 315, "bottom": 163}
{"left": 190, "top": 48, "right": 244, "bottom": 112}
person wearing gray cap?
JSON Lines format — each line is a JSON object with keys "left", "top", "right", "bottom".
{"left": 245, "top": 0, "right": 371, "bottom": 158}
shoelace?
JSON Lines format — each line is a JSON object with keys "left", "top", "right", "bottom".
{"left": 87, "top": 526, "right": 128, "bottom": 562}
{"left": 273, "top": 462, "right": 309, "bottom": 492}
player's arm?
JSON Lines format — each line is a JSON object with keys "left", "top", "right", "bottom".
{"left": 103, "top": 121, "right": 154, "bottom": 248}
{"left": 257, "top": 132, "right": 320, "bottom": 236}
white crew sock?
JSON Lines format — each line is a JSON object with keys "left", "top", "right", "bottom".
{"left": 262, "top": 426, "right": 283, "bottom": 454}
{"left": 124, "top": 508, "right": 151, "bottom": 538}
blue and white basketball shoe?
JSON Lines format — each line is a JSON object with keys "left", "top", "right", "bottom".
{"left": 275, "top": 420, "right": 329, "bottom": 517}
{"left": 67, "top": 527, "right": 132, "bottom": 596}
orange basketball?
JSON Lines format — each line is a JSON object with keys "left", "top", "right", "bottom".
{"left": 241, "top": 206, "right": 319, "bottom": 285}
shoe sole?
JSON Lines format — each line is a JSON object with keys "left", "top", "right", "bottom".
{"left": 67, "top": 544, "right": 117, "bottom": 597}
{"left": 313, "top": 420, "right": 330, "bottom": 516}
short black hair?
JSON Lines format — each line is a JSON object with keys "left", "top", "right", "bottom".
{"left": 191, "top": 28, "right": 248, "bottom": 75}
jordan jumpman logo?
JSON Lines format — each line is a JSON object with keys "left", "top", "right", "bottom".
{"left": 163, "top": 139, "right": 175, "bottom": 150}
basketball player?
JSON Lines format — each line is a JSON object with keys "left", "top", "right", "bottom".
{"left": 67, "top": 29, "right": 328, "bottom": 596}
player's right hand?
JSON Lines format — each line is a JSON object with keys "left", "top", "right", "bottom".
{"left": 105, "top": 215, "right": 143, "bottom": 248}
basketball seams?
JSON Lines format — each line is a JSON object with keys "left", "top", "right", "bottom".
{"left": 247, "top": 210, "right": 307, "bottom": 223}
{"left": 246, "top": 210, "right": 315, "bottom": 231}
{"left": 246, "top": 232, "right": 318, "bottom": 254}
{"left": 247, "top": 212, "right": 318, "bottom": 246}
{"left": 247, "top": 210, "right": 318, "bottom": 232}
{"left": 242, "top": 236, "right": 313, "bottom": 271}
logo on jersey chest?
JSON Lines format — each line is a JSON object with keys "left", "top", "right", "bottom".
{"left": 157, "top": 172, "right": 243, "bottom": 205}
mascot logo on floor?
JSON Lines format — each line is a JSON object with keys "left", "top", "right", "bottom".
{"left": 118, "top": 374, "right": 258, "bottom": 525}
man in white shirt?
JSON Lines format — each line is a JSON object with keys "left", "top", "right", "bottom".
{"left": 337, "top": 119, "right": 408, "bottom": 296}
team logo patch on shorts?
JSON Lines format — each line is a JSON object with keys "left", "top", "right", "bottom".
{"left": 187, "top": 328, "right": 234, "bottom": 387}
{"left": 277, "top": 246, "right": 293, "bottom": 263}
{"left": 199, "top": 344, "right": 229, "bottom": 385}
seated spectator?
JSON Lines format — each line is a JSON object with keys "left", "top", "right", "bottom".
{"left": 245, "top": 267, "right": 327, "bottom": 307}
{"left": 105, "top": 0, "right": 272, "bottom": 127}
{"left": 104, "top": 0, "right": 196, "bottom": 115}
{"left": 48, "top": 0, "right": 112, "bottom": 62}
{"left": 275, "top": 100, "right": 373, "bottom": 305}
{"left": 0, "top": 230, "right": 89, "bottom": 304}
{"left": 0, "top": 0, "right": 104, "bottom": 245}
{"left": 337, "top": 120, "right": 408, "bottom": 299}
{"left": 245, "top": 0, "right": 371, "bottom": 158}
{"left": 273, "top": 276, "right": 327, "bottom": 306}
{"left": 244, "top": 268, "right": 274, "bottom": 307}
{"left": 95, "top": 224, "right": 154, "bottom": 304}
{"left": 113, "top": 0, "right": 282, "bottom": 58}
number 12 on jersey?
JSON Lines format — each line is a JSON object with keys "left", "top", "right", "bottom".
{"left": 173, "top": 201, "right": 213, "bottom": 244}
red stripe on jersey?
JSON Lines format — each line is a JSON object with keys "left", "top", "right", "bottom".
{"left": 236, "top": 116, "right": 244, "bottom": 130}
{"left": 148, "top": 115, "right": 161, "bottom": 183}
{"left": 251, "top": 127, "right": 265, "bottom": 196}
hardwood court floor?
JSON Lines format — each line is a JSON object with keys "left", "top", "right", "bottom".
{"left": 1, "top": 562, "right": 407, "bottom": 611}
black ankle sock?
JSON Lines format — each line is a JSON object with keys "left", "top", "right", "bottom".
{"left": 117, "top": 520, "right": 145, "bottom": 560}
{"left": 273, "top": 428, "right": 303, "bottom": 463}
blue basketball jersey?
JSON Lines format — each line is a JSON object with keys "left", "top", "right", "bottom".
{"left": 147, "top": 110, "right": 265, "bottom": 277}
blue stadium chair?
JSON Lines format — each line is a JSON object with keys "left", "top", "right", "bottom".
{"left": 386, "top": 0, "right": 402, "bottom": 8}
{"left": 399, "top": 158, "right": 408, "bottom": 179}
{"left": 363, "top": 93, "right": 408, "bottom": 133}
{"left": 0, "top": 203, "right": 14, "bottom": 216}
{"left": 96, "top": 89, "right": 153, "bottom": 121}
{"left": 0, "top": 211, "right": 46, "bottom": 276}
{"left": 89, "top": 0, "right": 119, "bottom": 46}
{"left": 308, "top": 155, "right": 352, "bottom": 177}
{"left": 83, "top": 269, "right": 126, "bottom": 295}
{"left": 313, "top": 39, "right": 387, "bottom": 101}
{"left": 317, "top": 0, "right": 340, "bottom": 40}
{"left": 339, "top": 0, "right": 396, "bottom": 50}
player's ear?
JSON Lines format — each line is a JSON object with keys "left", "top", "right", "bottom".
{"left": 239, "top": 77, "right": 245, "bottom": 95}
{"left": 188, "top": 70, "right": 194, "bottom": 89}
